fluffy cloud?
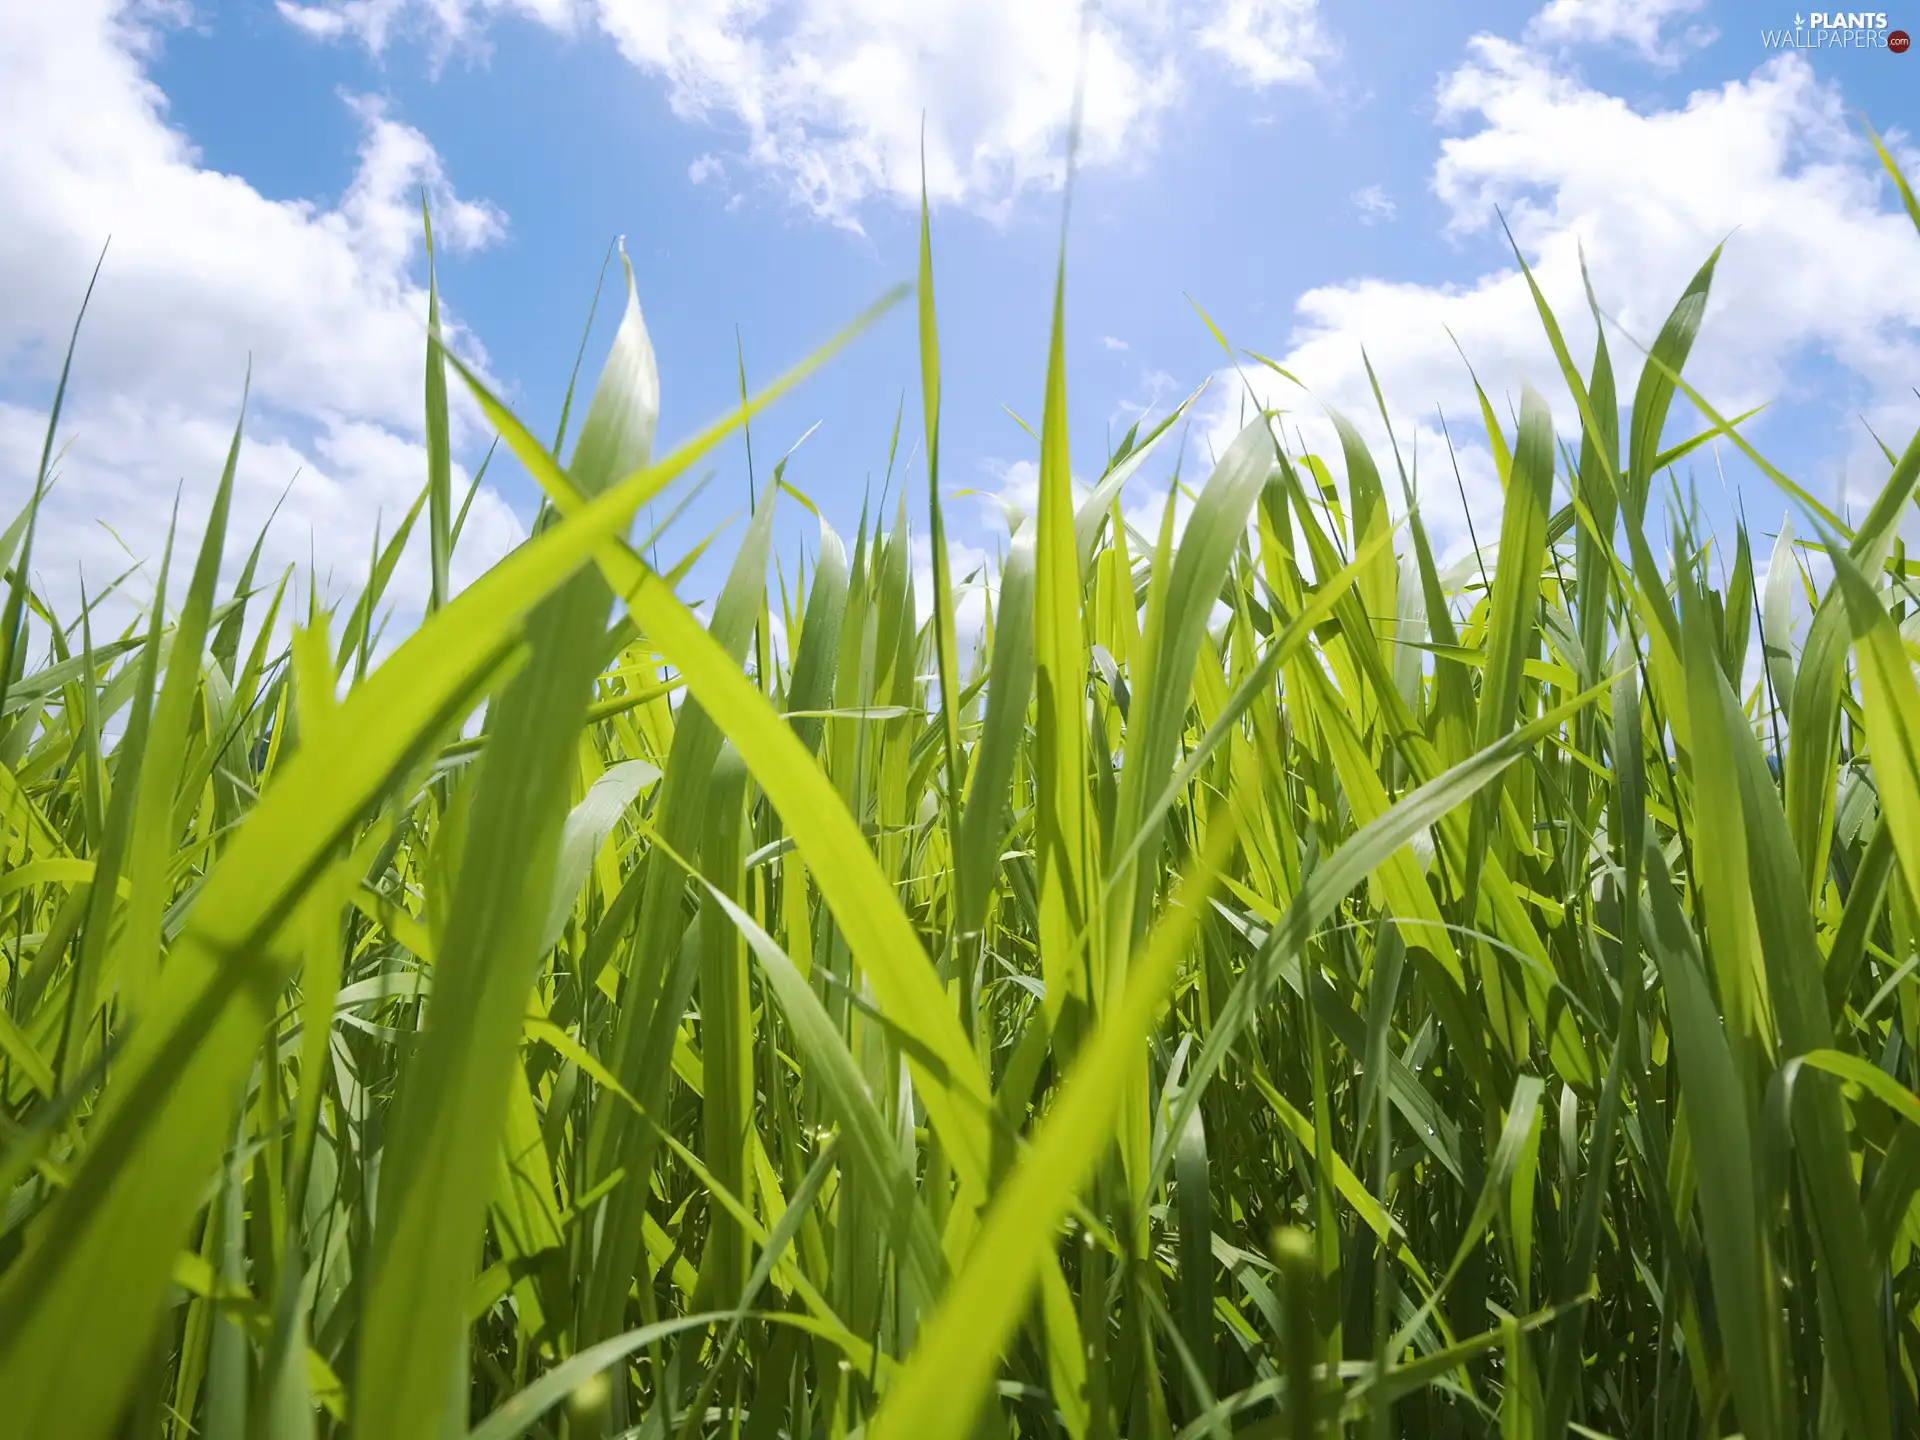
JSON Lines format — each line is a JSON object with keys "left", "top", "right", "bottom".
{"left": 2, "top": 0, "right": 523, "bottom": 626}
{"left": 910, "top": 530, "right": 993, "bottom": 660}
{"left": 276, "top": 0, "right": 1330, "bottom": 224}
{"left": 1194, "top": 0, "right": 1333, "bottom": 88}
{"left": 609, "top": 0, "right": 1184, "bottom": 223}
{"left": 973, "top": 431, "right": 1193, "bottom": 565}
{"left": 1188, "top": 39, "right": 1920, "bottom": 559}
{"left": 1352, "top": 183, "right": 1397, "bottom": 225}
{"left": 8, "top": 404, "right": 521, "bottom": 629}
{"left": 1528, "top": 0, "right": 1715, "bottom": 63}
{"left": 278, "top": 0, "right": 580, "bottom": 51}
{"left": 1431, "top": 40, "right": 1920, "bottom": 409}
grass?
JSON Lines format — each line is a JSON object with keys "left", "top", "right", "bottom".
{"left": 4, "top": 141, "right": 1920, "bottom": 1439}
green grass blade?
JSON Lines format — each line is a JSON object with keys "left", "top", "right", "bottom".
{"left": 955, "top": 519, "right": 1035, "bottom": 943}
{"left": 0, "top": 332, "right": 722, "bottom": 1440}
{"left": 868, "top": 813, "right": 1237, "bottom": 1440}
{"left": 354, "top": 262, "right": 660, "bottom": 1440}
{"left": 919, "top": 173, "right": 966, "bottom": 922}
{"left": 1641, "top": 831, "right": 1784, "bottom": 1440}
{"left": 424, "top": 198, "right": 453, "bottom": 613}
{"left": 1032, "top": 244, "right": 1093, "bottom": 1041}
{"left": 1464, "top": 384, "right": 1554, "bottom": 907}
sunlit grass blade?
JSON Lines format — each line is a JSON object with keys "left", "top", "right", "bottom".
{"left": 0, "top": 331, "right": 760, "bottom": 1440}
{"left": 470, "top": 374, "right": 998, "bottom": 1204}
{"left": 423, "top": 198, "right": 453, "bottom": 613}
{"left": 869, "top": 810, "right": 1238, "bottom": 1440}
{"left": 8, "top": 195, "right": 1918, "bottom": 1440}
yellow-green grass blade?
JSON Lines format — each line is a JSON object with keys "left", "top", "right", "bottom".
{"left": 114, "top": 392, "right": 243, "bottom": 1022}
{"left": 1464, "top": 383, "right": 1555, "bottom": 911}
{"left": 1626, "top": 309, "right": 1920, "bottom": 902}
{"left": 1830, "top": 542, "right": 1920, "bottom": 994}
{"left": 333, "top": 478, "right": 430, "bottom": 683}
{"left": 1570, "top": 253, "right": 1619, "bottom": 684}
{"left": 208, "top": 494, "right": 279, "bottom": 677}
{"left": 1676, "top": 563, "right": 1772, "bottom": 1052}
{"left": 1104, "top": 523, "right": 1392, "bottom": 897}
{"left": 538, "top": 757, "right": 660, "bottom": 955}
{"left": 1783, "top": 431, "right": 1920, "bottom": 899}
{"left": 1327, "top": 406, "right": 1398, "bottom": 663}
{"left": 1623, "top": 247, "right": 1721, "bottom": 522}
{"left": 868, "top": 809, "right": 1238, "bottom": 1440}
{"left": 466, "top": 379, "right": 997, "bottom": 1204}
{"left": 1762, "top": 515, "right": 1797, "bottom": 720}
{"left": 1717, "top": 636, "right": 1891, "bottom": 1440}
{"left": 919, "top": 175, "right": 965, "bottom": 911}
{"left": 0, "top": 245, "right": 104, "bottom": 718}
{"left": 423, "top": 197, "right": 453, "bottom": 613}
{"left": 1303, "top": 661, "right": 1495, "bottom": 1091}
{"left": 1172, "top": 1091, "right": 1215, "bottom": 1391}
{"left": 693, "top": 744, "right": 753, "bottom": 1304}
{"left": 1867, "top": 123, "right": 1920, "bottom": 233}
{"left": 1641, "top": 830, "right": 1785, "bottom": 1440}
{"left": 57, "top": 515, "right": 176, "bottom": 1086}
{"left": 1072, "top": 387, "right": 1199, "bottom": 573}
{"left": 568, "top": 245, "right": 662, "bottom": 523}
{"left": 1787, "top": 1049, "right": 1920, "bottom": 1131}
{"left": 673, "top": 1131, "right": 844, "bottom": 1440}
{"left": 1504, "top": 224, "right": 1690, "bottom": 749}
{"left": 687, "top": 854, "right": 948, "bottom": 1306}
{"left": 955, "top": 518, "right": 1035, "bottom": 944}
{"left": 1457, "top": 348, "right": 1512, "bottom": 491}
{"left": 1110, "top": 416, "right": 1275, "bottom": 944}
{"left": 580, "top": 485, "right": 778, "bottom": 1342}
{"left": 785, "top": 513, "right": 849, "bottom": 755}
{"left": 1384, "top": 1074, "right": 1544, "bottom": 1362}
{"left": 1673, "top": 536, "right": 1894, "bottom": 1437}
{"left": 1033, "top": 245, "right": 1094, "bottom": 1042}
{"left": 467, "top": 1312, "right": 732, "bottom": 1440}
{"left": 633, "top": 560, "right": 995, "bottom": 1179}
{"left": 1648, "top": 404, "right": 1765, "bottom": 477}
{"left": 0, "top": 325, "right": 766, "bottom": 1440}
{"left": 1155, "top": 682, "right": 1603, "bottom": 1191}
{"left": 354, "top": 257, "right": 660, "bottom": 1440}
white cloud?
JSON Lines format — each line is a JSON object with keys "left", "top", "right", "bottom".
{"left": 1528, "top": 0, "right": 1716, "bottom": 64}
{"left": 910, "top": 530, "right": 992, "bottom": 658}
{"left": 282, "top": 0, "right": 1188, "bottom": 225}
{"left": 2, "top": 0, "right": 524, "bottom": 626}
{"left": 975, "top": 457, "right": 1044, "bottom": 531}
{"left": 975, "top": 441, "right": 1189, "bottom": 559}
{"left": 276, "top": 0, "right": 1339, "bottom": 224}
{"left": 1353, "top": 183, "right": 1397, "bottom": 224}
{"left": 1102, "top": 335, "right": 1131, "bottom": 351}
{"left": 615, "top": 0, "right": 1190, "bottom": 223}
{"left": 9, "top": 402, "right": 522, "bottom": 628}
{"left": 277, "top": 0, "right": 581, "bottom": 52}
{"left": 1106, "top": 367, "right": 1183, "bottom": 443}
{"left": 1194, "top": 0, "right": 1333, "bottom": 87}
{"left": 1431, "top": 41, "right": 1920, "bottom": 414}
{"left": 972, "top": 456, "right": 1092, "bottom": 536}
{"left": 1187, "top": 40, "right": 1920, "bottom": 560}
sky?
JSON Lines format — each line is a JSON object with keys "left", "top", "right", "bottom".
{"left": 4, "top": 0, "right": 1919, "bottom": 640}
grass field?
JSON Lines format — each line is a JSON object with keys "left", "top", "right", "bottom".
{"left": 4, "top": 144, "right": 1920, "bottom": 1440}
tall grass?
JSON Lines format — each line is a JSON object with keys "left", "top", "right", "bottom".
{"left": 5, "top": 144, "right": 1920, "bottom": 1440}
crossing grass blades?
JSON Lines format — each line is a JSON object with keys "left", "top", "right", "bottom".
{"left": 5, "top": 142, "right": 1920, "bottom": 1440}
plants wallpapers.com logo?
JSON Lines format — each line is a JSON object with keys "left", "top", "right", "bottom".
{"left": 1762, "top": 11, "right": 1912, "bottom": 48}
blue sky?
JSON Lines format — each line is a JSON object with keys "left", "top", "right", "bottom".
{"left": 5, "top": 0, "right": 1919, "bottom": 630}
